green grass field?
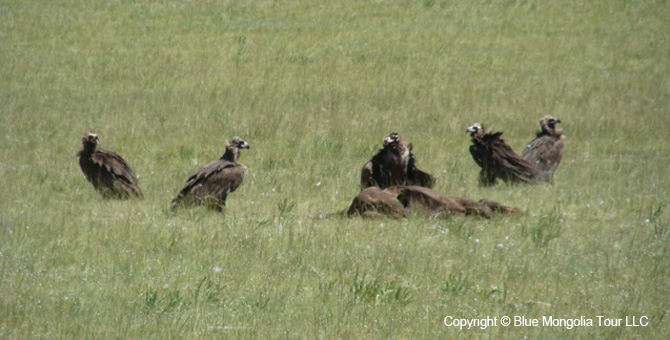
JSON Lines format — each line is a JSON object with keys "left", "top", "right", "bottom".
{"left": 2, "top": 0, "right": 669, "bottom": 338}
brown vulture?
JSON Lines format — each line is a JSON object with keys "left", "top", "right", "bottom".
{"left": 77, "top": 132, "right": 143, "bottom": 199}
{"left": 522, "top": 116, "right": 564, "bottom": 182}
{"left": 467, "top": 123, "right": 540, "bottom": 186}
{"left": 360, "top": 132, "right": 435, "bottom": 189}
{"left": 171, "top": 137, "right": 250, "bottom": 212}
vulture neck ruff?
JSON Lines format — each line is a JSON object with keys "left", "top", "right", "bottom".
{"left": 80, "top": 141, "right": 99, "bottom": 155}
{"left": 538, "top": 119, "right": 562, "bottom": 138}
{"left": 221, "top": 145, "right": 241, "bottom": 163}
{"left": 383, "top": 142, "right": 410, "bottom": 167}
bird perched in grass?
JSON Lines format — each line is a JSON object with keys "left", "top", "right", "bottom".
{"left": 78, "top": 132, "right": 143, "bottom": 199}
{"left": 360, "top": 132, "right": 435, "bottom": 189}
{"left": 172, "top": 137, "right": 250, "bottom": 212}
{"left": 467, "top": 123, "right": 539, "bottom": 186}
{"left": 522, "top": 116, "right": 564, "bottom": 182}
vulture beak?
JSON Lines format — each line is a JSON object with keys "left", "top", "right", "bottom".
{"left": 383, "top": 133, "right": 400, "bottom": 148}
{"left": 467, "top": 124, "right": 482, "bottom": 134}
{"left": 547, "top": 118, "right": 561, "bottom": 125}
{"left": 383, "top": 136, "right": 397, "bottom": 147}
{"left": 240, "top": 141, "right": 250, "bottom": 149}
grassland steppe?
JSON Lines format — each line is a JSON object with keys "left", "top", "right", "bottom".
{"left": 1, "top": 0, "right": 669, "bottom": 338}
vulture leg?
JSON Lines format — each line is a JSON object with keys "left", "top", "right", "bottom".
{"left": 479, "top": 169, "right": 497, "bottom": 187}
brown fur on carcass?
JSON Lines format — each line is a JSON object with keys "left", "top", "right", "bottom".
{"left": 347, "top": 185, "right": 518, "bottom": 219}
{"left": 346, "top": 186, "right": 406, "bottom": 219}
{"left": 396, "top": 186, "right": 518, "bottom": 219}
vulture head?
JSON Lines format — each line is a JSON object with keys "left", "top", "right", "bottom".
{"left": 539, "top": 116, "right": 561, "bottom": 135}
{"left": 466, "top": 123, "right": 486, "bottom": 138}
{"left": 223, "top": 136, "right": 250, "bottom": 162}
{"left": 382, "top": 132, "right": 404, "bottom": 153}
{"left": 81, "top": 132, "right": 100, "bottom": 152}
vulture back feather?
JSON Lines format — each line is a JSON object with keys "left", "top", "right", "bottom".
{"left": 172, "top": 137, "right": 250, "bottom": 212}
{"left": 522, "top": 116, "right": 564, "bottom": 182}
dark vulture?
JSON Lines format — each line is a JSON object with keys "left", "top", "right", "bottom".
{"left": 77, "top": 132, "right": 143, "bottom": 199}
{"left": 171, "top": 137, "right": 250, "bottom": 212}
{"left": 467, "top": 123, "right": 540, "bottom": 186}
{"left": 360, "top": 132, "right": 435, "bottom": 189}
{"left": 522, "top": 116, "right": 564, "bottom": 182}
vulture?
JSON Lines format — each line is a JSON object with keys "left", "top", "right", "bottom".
{"left": 522, "top": 116, "right": 564, "bottom": 182}
{"left": 171, "top": 137, "right": 250, "bottom": 212}
{"left": 467, "top": 123, "right": 540, "bottom": 186}
{"left": 77, "top": 132, "right": 143, "bottom": 199}
{"left": 360, "top": 132, "right": 435, "bottom": 189}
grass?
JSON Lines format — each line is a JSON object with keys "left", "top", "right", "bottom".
{"left": 1, "top": 0, "right": 669, "bottom": 338}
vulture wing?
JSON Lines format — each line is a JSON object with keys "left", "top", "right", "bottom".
{"left": 522, "top": 136, "right": 545, "bottom": 162}
{"left": 469, "top": 144, "right": 487, "bottom": 169}
{"left": 87, "top": 150, "right": 142, "bottom": 198}
{"left": 360, "top": 149, "right": 390, "bottom": 188}
{"left": 174, "top": 160, "right": 246, "bottom": 207}
{"left": 489, "top": 136, "right": 539, "bottom": 184}
{"left": 469, "top": 137, "right": 497, "bottom": 186}
{"left": 522, "top": 136, "right": 564, "bottom": 179}
{"left": 360, "top": 160, "right": 374, "bottom": 188}
{"left": 407, "top": 156, "right": 436, "bottom": 188}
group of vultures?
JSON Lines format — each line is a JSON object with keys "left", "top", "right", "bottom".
{"left": 78, "top": 116, "right": 563, "bottom": 219}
